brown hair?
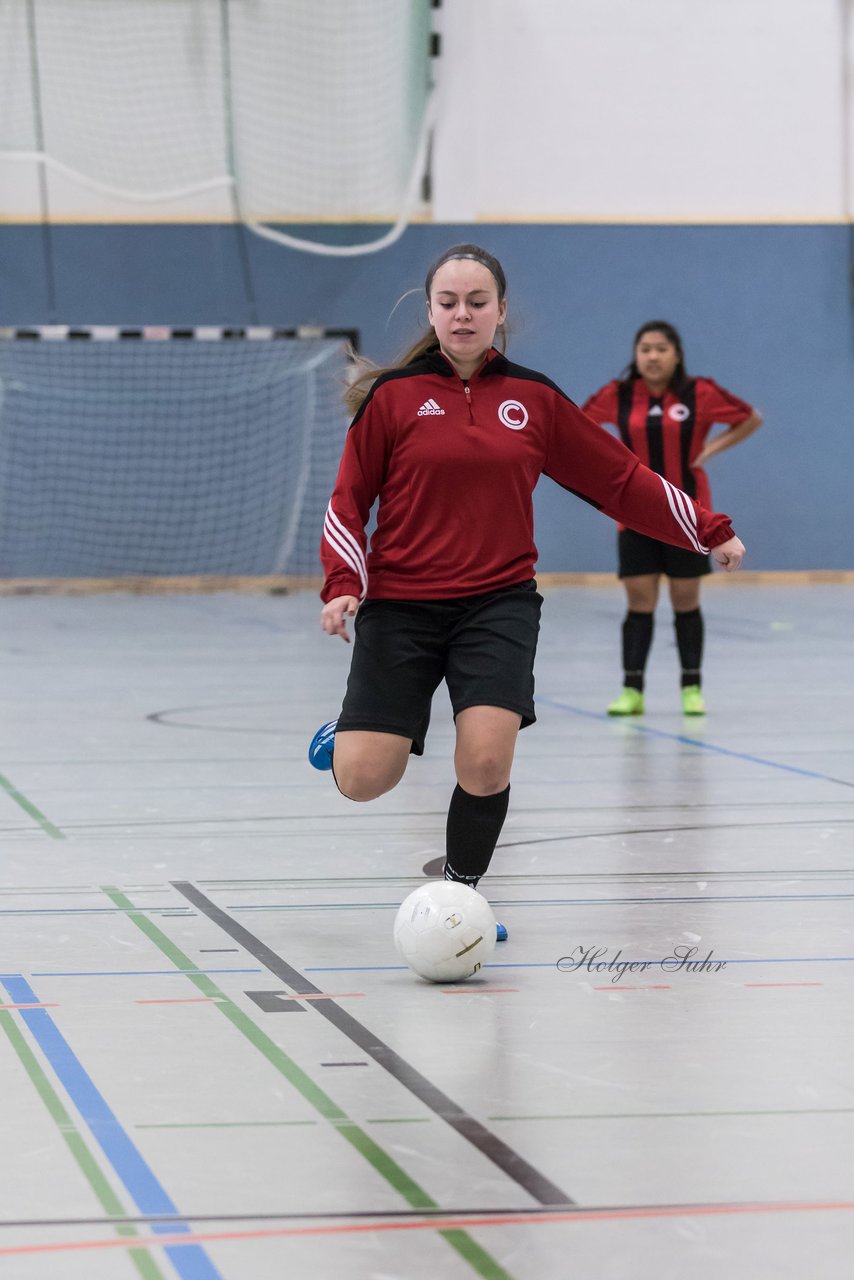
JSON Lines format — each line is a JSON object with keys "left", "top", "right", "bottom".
{"left": 345, "top": 243, "right": 508, "bottom": 416}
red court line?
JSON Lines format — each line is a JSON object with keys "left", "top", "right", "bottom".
{"left": 0, "top": 1003, "right": 59, "bottom": 1010}
{"left": 5, "top": 1200, "right": 854, "bottom": 1258}
{"left": 743, "top": 983, "right": 823, "bottom": 988}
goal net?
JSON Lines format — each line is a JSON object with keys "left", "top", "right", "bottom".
{"left": 0, "top": 328, "right": 353, "bottom": 578}
{"left": 0, "top": 0, "right": 434, "bottom": 253}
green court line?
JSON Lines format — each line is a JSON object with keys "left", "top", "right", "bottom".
{"left": 0, "top": 1008, "right": 167, "bottom": 1280}
{"left": 0, "top": 772, "right": 65, "bottom": 839}
{"left": 488, "top": 1109, "right": 854, "bottom": 1121}
{"left": 367, "top": 1117, "right": 432, "bottom": 1125}
{"left": 136, "top": 1117, "right": 432, "bottom": 1130}
{"left": 136, "top": 1120, "right": 319, "bottom": 1129}
{"left": 139, "top": 1108, "right": 854, "bottom": 1130}
{"left": 103, "top": 886, "right": 517, "bottom": 1280}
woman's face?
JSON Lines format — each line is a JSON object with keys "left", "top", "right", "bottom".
{"left": 635, "top": 330, "right": 680, "bottom": 389}
{"left": 427, "top": 259, "right": 506, "bottom": 375}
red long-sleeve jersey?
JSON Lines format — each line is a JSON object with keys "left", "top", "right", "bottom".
{"left": 582, "top": 376, "right": 754, "bottom": 510}
{"left": 320, "top": 348, "right": 735, "bottom": 602}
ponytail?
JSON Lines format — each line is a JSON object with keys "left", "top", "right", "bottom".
{"left": 345, "top": 330, "right": 439, "bottom": 417}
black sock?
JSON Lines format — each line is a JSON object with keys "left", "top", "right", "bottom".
{"left": 622, "top": 611, "right": 654, "bottom": 692}
{"left": 444, "top": 784, "right": 510, "bottom": 889}
{"left": 674, "top": 607, "right": 703, "bottom": 687}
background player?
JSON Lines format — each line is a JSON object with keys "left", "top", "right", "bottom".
{"left": 582, "top": 321, "right": 762, "bottom": 716}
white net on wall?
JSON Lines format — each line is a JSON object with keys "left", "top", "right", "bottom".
{"left": 0, "top": 0, "right": 434, "bottom": 252}
{"left": 0, "top": 329, "right": 352, "bottom": 577}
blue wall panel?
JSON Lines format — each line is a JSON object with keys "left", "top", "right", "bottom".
{"left": 1, "top": 221, "right": 851, "bottom": 570}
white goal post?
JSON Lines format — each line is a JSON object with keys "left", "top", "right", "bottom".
{"left": 0, "top": 325, "right": 356, "bottom": 580}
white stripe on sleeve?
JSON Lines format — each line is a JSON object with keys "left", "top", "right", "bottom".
{"left": 323, "top": 503, "right": 368, "bottom": 596}
{"left": 658, "top": 477, "right": 709, "bottom": 554}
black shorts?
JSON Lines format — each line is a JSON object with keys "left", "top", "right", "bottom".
{"left": 337, "top": 580, "right": 543, "bottom": 755}
{"left": 618, "top": 529, "right": 712, "bottom": 580}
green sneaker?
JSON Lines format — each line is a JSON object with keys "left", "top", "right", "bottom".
{"left": 681, "top": 685, "right": 706, "bottom": 715}
{"left": 607, "top": 688, "right": 644, "bottom": 716}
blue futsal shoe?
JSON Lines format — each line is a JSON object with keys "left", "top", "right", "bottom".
{"left": 308, "top": 719, "right": 337, "bottom": 771}
{"left": 496, "top": 922, "right": 508, "bottom": 942}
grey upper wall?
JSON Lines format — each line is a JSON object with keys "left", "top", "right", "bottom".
{"left": 1, "top": 220, "right": 852, "bottom": 571}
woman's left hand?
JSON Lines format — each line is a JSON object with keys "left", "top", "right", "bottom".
{"left": 711, "top": 536, "right": 745, "bottom": 572}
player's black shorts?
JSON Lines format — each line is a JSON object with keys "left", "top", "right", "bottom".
{"left": 618, "top": 529, "right": 712, "bottom": 580}
{"left": 336, "top": 579, "right": 543, "bottom": 755}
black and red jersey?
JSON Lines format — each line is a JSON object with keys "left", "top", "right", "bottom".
{"left": 320, "top": 348, "right": 736, "bottom": 603}
{"left": 582, "top": 376, "right": 754, "bottom": 510}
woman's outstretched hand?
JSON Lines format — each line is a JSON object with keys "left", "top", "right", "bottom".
{"left": 711, "top": 536, "right": 745, "bottom": 572}
{"left": 321, "top": 595, "right": 359, "bottom": 642}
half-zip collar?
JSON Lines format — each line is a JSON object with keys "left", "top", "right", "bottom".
{"left": 422, "top": 345, "right": 508, "bottom": 380}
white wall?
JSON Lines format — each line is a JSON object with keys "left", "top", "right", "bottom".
{"left": 2, "top": 0, "right": 851, "bottom": 224}
{"left": 432, "top": 0, "right": 853, "bottom": 221}
{"left": 0, "top": 0, "right": 429, "bottom": 222}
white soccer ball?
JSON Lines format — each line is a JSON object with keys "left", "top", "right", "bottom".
{"left": 393, "top": 881, "right": 497, "bottom": 983}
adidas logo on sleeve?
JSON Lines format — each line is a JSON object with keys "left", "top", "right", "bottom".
{"left": 417, "top": 398, "right": 445, "bottom": 416}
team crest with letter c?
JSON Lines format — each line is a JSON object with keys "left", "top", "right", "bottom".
{"left": 498, "top": 399, "right": 528, "bottom": 430}
{"left": 668, "top": 403, "right": 691, "bottom": 421}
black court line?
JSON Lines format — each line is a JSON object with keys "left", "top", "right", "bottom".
{"left": 0, "top": 1202, "right": 711, "bottom": 1228}
{"left": 0, "top": 1196, "right": 844, "bottom": 1229}
{"left": 173, "top": 880, "right": 573, "bottom": 1208}
{"left": 495, "top": 819, "right": 854, "bottom": 853}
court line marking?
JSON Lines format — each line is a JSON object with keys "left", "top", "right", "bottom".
{"left": 135, "top": 998, "right": 224, "bottom": 1005}
{"left": 0, "top": 1005, "right": 170, "bottom": 1280}
{"left": 200, "top": 862, "right": 854, "bottom": 881}
{"left": 441, "top": 989, "right": 520, "bottom": 995}
{"left": 303, "top": 955, "right": 854, "bottom": 973}
{"left": 102, "top": 886, "right": 520, "bottom": 1280}
{"left": 0, "top": 771, "right": 65, "bottom": 839}
{"left": 5, "top": 884, "right": 854, "bottom": 916}
{"left": 0, "top": 975, "right": 224, "bottom": 1280}
{"left": 595, "top": 984, "right": 824, "bottom": 991}
{"left": 487, "top": 1108, "right": 854, "bottom": 1120}
{"left": 536, "top": 696, "right": 854, "bottom": 789}
{"left": 0, "top": 1002, "right": 59, "bottom": 1009}
{"left": 10, "top": 810, "right": 853, "bottom": 838}
{"left": 294, "top": 992, "right": 366, "bottom": 1000}
{"left": 172, "top": 879, "right": 574, "bottom": 1210}
{"left": 28, "top": 969, "right": 263, "bottom": 977}
{"left": 593, "top": 986, "right": 673, "bottom": 991}
{"left": 497, "top": 818, "right": 854, "bottom": 850}
{"left": 7, "top": 862, "right": 854, "bottom": 895}
{"left": 6, "top": 1191, "right": 854, "bottom": 1231}
{"left": 212, "top": 891, "right": 854, "bottom": 908}
{"left": 135, "top": 1121, "right": 320, "bottom": 1130}
{"left": 4, "top": 1199, "right": 854, "bottom": 1258}
{"left": 744, "top": 982, "right": 824, "bottom": 988}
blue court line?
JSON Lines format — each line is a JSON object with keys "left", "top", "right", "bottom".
{"left": 0, "top": 909, "right": 192, "bottom": 916}
{"left": 536, "top": 696, "right": 854, "bottom": 788}
{"left": 0, "top": 974, "right": 224, "bottom": 1280}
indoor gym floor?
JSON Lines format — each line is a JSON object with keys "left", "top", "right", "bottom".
{"left": 0, "top": 581, "right": 852, "bottom": 1280}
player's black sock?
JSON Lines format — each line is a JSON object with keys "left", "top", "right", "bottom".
{"left": 622, "top": 611, "right": 654, "bottom": 692}
{"left": 444, "top": 783, "right": 510, "bottom": 889}
{"left": 674, "top": 607, "right": 703, "bottom": 687}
